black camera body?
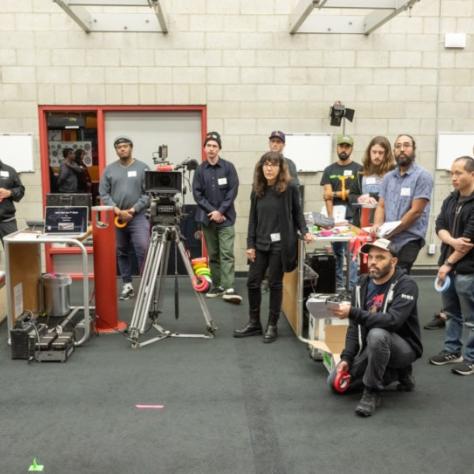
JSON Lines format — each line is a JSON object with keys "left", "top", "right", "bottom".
{"left": 145, "top": 170, "right": 184, "bottom": 226}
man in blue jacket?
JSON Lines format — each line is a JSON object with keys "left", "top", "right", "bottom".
{"left": 429, "top": 156, "right": 474, "bottom": 375}
{"left": 329, "top": 238, "right": 422, "bottom": 417}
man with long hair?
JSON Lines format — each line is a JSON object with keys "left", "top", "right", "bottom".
{"left": 234, "top": 152, "right": 312, "bottom": 342}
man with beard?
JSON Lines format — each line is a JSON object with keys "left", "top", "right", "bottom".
{"left": 268, "top": 131, "right": 299, "bottom": 183}
{"left": 372, "top": 134, "right": 433, "bottom": 272}
{"left": 99, "top": 136, "right": 150, "bottom": 300}
{"left": 321, "top": 135, "right": 362, "bottom": 290}
{"left": 328, "top": 238, "right": 422, "bottom": 417}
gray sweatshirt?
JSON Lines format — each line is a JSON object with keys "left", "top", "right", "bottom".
{"left": 99, "top": 159, "right": 150, "bottom": 213}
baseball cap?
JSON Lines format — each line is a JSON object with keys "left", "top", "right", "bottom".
{"left": 204, "top": 131, "right": 222, "bottom": 148}
{"left": 336, "top": 134, "right": 354, "bottom": 146}
{"left": 360, "top": 238, "right": 397, "bottom": 257}
{"left": 113, "top": 136, "right": 133, "bottom": 147}
{"left": 269, "top": 130, "right": 286, "bottom": 143}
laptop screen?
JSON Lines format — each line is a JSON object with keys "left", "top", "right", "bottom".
{"left": 44, "top": 206, "right": 89, "bottom": 235}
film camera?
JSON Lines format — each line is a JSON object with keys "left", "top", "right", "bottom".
{"left": 145, "top": 155, "right": 198, "bottom": 226}
{"left": 145, "top": 170, "right": 184, "bottom": 226}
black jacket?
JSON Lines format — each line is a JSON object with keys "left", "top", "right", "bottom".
{"left": 341, "top": 268, "right": 423, "bottom": 364}
{"left": 247, "top": 181, "right": 308, "bottom": 272}
{"left": 0, "top": 161, "right": 25, "bottom": 222}
{"left": 435, "top": 190, "right": 474, "bottom": 274}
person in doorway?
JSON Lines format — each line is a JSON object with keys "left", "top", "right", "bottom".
{"left": 192, "top": 131, "right": 242, "bottom": 304}
{"left": 74, "top": 148, "right": 92, "bottom": 193}
{"left": 429, "top": 156, "right": 474, "bottom": 375}
{"left": 321, "top": 134, "right": 362, "bottom": 290}
{"left": 233, "top": 152, "right": 312, "bottom": 343}
{"left": 372, "top": 134, "right": 433, "bottom": 273}
{"left": 57, "top": 147, "right": 85, "bottom": 193}
{"left": 99, "top": 136, "right": 150, "bottom": 300}
{"left": 328, "top": 238, "right": 422, "bottom": 417}
{"left": 0, "top": 159, "right": 25, "bottom": 245}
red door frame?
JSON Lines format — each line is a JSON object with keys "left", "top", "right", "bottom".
{"left": 38, "top": 104, "right": 207, "bottom": 276}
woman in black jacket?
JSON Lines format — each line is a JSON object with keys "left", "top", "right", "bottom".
{"left": 233, "top": 152, "right": 312, "bottom": 343}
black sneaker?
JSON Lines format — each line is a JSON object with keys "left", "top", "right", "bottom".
{"left": 429, "top": 351, "right": 463, "bottom": 366}
{"left": 396, "top": 366, "right": 415, "bottom": 392}
{"left": 451, "top": 362, "right": 474, "bottom": 376}
{"left": 424, "top": 313, "right": 446, "bottom": 330}
{"left": 119, "top": 283, "right": 135, "bottom": 300}
{"left": 206, "top": 286, "right": 224, "bottom": 298}
{"left": 355, "top": 388, "right": 381, "bottom": 417}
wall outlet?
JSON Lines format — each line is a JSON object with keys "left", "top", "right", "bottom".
{"left": 428, "top": 243, "right": 436, "bottom": 255}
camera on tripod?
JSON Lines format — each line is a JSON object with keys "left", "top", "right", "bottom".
{"left": 145, "top": 170, "right": 184, "bottom": 226}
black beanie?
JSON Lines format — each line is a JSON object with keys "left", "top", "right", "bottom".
{"left": 113, "top": 136, "right": 133, "bottom": 147}
{"left": 204, "top": 131, "right": 222, "bottom": 149}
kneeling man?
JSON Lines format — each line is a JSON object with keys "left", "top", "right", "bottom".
{"left": 328, "top": 239, "right": 422, "bottom": 417}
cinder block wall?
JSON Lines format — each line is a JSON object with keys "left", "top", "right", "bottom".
{"left": 1, "top": 0, "right": 473, "bottom": 270}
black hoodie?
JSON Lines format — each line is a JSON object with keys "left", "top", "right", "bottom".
{"left": 435, "top": 190, "right": 474, "bottom": 274}
{"left": 341, "top": 268, "right": 423, "bottom": 364}
{"left": 0, "top": 161, "right": 25, "bottom": 222}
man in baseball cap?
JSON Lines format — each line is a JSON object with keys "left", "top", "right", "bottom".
{"left": 267, "top": 130, "right": 298, "bottom": 182}
{"left": 327, "top": 236, "right": 422, "bottom": 417}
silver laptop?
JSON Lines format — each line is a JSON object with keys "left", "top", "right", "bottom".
{"left": 43, "top": 206, "right": 89, "bottom": 237}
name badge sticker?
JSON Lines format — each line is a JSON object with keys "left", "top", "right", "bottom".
{"left": 366, "top": 177, "right": 376, "bottom": 184}
{"left": 0, "top": 171, "right": 9, "bottom": 177}
{"left": 401, "top": 187, "right": 411, "bottom": 197}
{"left": 128, "top": 170, "right": 137, "bottom": 178}
{"left": 218, "top": 177, "right": 227, "bottom": 185}
{"left": 270, "top": 233, "right": 281, "bottom": 242}
{"left": 343, "top": 170, "right": 353, "bottom": 176}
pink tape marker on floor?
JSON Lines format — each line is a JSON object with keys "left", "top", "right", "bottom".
{"left": 135, "top": 404, "right": 164, "bottom": 410}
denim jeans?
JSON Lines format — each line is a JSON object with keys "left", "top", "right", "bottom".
{"left": 332, "top": 241, "right": 358, "bottom": 290}
{"left": 396, "top": 239, "right": 423, "bottom": 274}
{"left": 202, "top": 223, "right": 235, "bottom": 290}
{"left": 328, "top": 328, "right": 417, "bottom": 392}
{"left": 441, "top": 272, "right": 474, "bottom": 362}
{"left": 116, "top": 212, "right": 150, "bottom": 284}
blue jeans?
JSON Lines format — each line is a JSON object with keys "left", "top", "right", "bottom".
{"left": 441, "top": 272, "right": 474, "bottom": 362}
{"left": 116, "top": 212, "right": 150, "bottom": 284}
{"left": 332, "top": 241, "right": 358, "bottom": 290}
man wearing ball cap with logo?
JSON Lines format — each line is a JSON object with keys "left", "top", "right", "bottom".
{"left": 429, "top": 156, "right": 474, "bottom": 375}
{"left": 328, "top": 237, "right": 422, "bottom": 417}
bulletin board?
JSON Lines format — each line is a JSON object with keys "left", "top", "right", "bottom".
{"left": 436, "top": 133, "right": 474, "bottom": 170}
{"left": 284, "top": 134, "right": 332, "bottom": 172}
{"left": 0, "top": 134, "right": 34, "bottom": 172}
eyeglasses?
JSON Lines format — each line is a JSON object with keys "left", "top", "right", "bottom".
{"left": 263, "top": 162, "right": 279, "bottom": 168}
{"left": 394, "top": 142, "right": 413, "bottom": 150}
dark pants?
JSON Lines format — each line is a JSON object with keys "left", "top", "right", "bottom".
{"left": 116, "top": 213, "right": 150, "bottom": 284}
{"left": 0, "top": 219, "right": 18, "bottom": 246}
{"left": 247, "top": 247, "right": 284, "bottom": 325}
{"left": 396, "top": 239, "right": 423, "bottom": 274}
{"left": 328, "top": 328, "right": 417, "bottom": 392}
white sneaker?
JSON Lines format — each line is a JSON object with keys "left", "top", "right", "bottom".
{"left": 120, "top": 283, "right": 135, "bottom": 300}
{"left": 222, "top": 288, "right": 242, "bottom": 305}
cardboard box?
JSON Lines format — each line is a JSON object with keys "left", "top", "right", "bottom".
{"left": 308, "top": 313, "right": 348, "bottom": 372}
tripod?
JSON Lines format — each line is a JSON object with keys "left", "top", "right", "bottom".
{"left": 128, "top": 224, "right": 217, "bottom": 348}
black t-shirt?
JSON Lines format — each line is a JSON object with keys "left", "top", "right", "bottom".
{"left": 255, "top": 186, "right": 281, "bottom": 251}
{"left": 365, "top": 280, "right": 390, "bottom": 313}
{"left": 320, "top": 161, "right": 362, "bottom": 219}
